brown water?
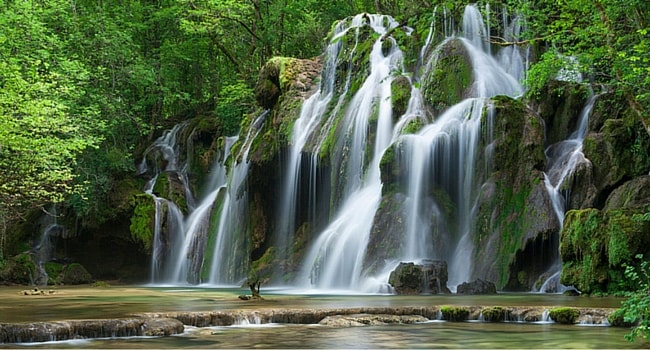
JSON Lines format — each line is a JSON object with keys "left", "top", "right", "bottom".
{"left": 0, "top": 285, "right": 648, "bottom": 349}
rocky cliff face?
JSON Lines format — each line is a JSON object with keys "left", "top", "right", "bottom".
{"left": 3, "top": 10, "right": 648, "bottom": 294}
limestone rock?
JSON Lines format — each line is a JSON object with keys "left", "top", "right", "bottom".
{"left": 388, "top": 261, "right": 451, "bottom": 294}
{"left": 604, "top": 175, "right": 650, "bottom": 211}
{"left": 456, "top": 279, "right": 497, "bottom": 295}
{"left": 421, "top": 38, "right": 472, "bottom": 115}
{"left": 531, "top": 80, "right": 589, "bottom": 145}
{"left": 60, "top": 263, "right": 92, "bottom": 285}
{"left": 319, "top": 314, "right": 428, "bottom": 327}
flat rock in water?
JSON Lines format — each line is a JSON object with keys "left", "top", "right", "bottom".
{"left": 319, "top": 314, "right": 428, "bottom": 327}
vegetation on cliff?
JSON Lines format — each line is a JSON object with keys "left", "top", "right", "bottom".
{"left": 0, "top": 3, "right": 649, "bottom": 343}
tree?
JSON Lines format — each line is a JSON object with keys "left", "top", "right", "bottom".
{"left": 0, "top": 1, "right": 104, "bottom": 258}
{"left": 614, "top": 254, "right": 650, "bottom": 342}
{"left": 521, "top": 0, "right": 650, "bottom": 137}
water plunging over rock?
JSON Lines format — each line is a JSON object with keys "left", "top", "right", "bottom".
{"left": 136, "top": 4, "right": 643, "bottom": 294}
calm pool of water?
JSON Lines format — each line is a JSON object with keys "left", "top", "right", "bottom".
{"left": 3, "top": 322, "right": 648, "bottom": 349}
{"left": 0, "top": 285, "right": 647, "bottom": 348}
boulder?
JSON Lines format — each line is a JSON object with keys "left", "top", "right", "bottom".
{"left": 60, "top": 263, "right": 93, "bottom": 285}
{"left": 388, "top": 261, "right": 451, "bottom": 294}
{"left": 603, "top": 175, "right": 650, "bottom": 211}
{"left": 456, "top": 278, "right": 497, "bottom": 295}
{"left": 421, "top": 38, "right": 473, "bottom": 115}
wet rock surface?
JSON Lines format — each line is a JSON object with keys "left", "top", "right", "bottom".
{"left": 456, "top": 279, "right": 497, "bottom": 295}
{"left": 388, "top": 261, "right": 451, "bottom": 294}
{"left": 0, "top": 305, "right": 620, "bottom": 344}
{"left": 319, "top": 314, "right": 428, "bottom": 326}
{"left": 0, "top": 318, "right": 183, "bottom": 344}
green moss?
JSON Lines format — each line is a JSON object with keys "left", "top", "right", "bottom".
{"left": 440, "top": 306, "right": 470, "bottom": 322}
{"left": 61, "top": 263, "right": 92, "bottom": 285}
{"left": 44, "top": 261, "right": 63, "bottom": 285}
{"left": 560, "top": 208, "right": 650, "bottom": 294}
{"left": 422, "top": 39, "right": 472, "bottom": 114}
{"left": 401, "top": 118, "right": 423, "bottom": 135}
{"left": 200, "top": 188, "right": 228, "bottom": 282}
{"left": 391, "top": 75, "right": 411, "bottom": 118}
{"left": 92, "top": 281, "right": 111, "bottom": 287}
{"left": 0, "top": 253, "right": 35, "bottom": 284}
{"left": 493, "top": 184, "right": 531, "bottom": 288}
{"left": 249, "top": 247, "right": 275, "bottom": 282}
{"left": 129, "top": 194, "right": 156, "bottom": 251}
{"left": 549, "top": 307, "right": 579, "bottom": 324}
{"left": 481, "top": 306, "right": 506, "bottom": 322}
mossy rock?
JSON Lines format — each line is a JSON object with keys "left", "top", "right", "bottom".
{"left": 249, "top": 247, "right": 275, "bottom": 283}
{"left": 364, "top": 193, "right": 407, "bottom": 274}
{"left": 607, "top": 309, "right": 636, "bottom": 327}
{"left": 481, "top": 306, "right": 506, "bottom": 322}
{"left": 472, "top": 96, "right": 555, "bottom": 290}
{"left": 440, "top": 306, "right": 470, "bottom": 322}
{"left": 583, "top": 119, "right": 650, "bottom": 196}
{"left": 248, "top": 56, "right": 321, "bottom": 165}
{"left": 44, "top": 261, "right": 64, "bottom": 285}
{"left": 549, "top": 307, "right": 579, "bottom": 324}
{"left": 61, "top": 263, "right": 93, "bottom": 285}
{"left": 379, "top": 144, "right": 401, "bottom": 194}
{"left": 129, "top": 194, "right": 156, "bottom": 251}
{"left": 421, "top": 38, "right": 472, "bottom": 115}
{"left": 401, "top": 118, "right": 424, "bottom": 135}
{"left": 604, "top": 176, "right": 650, "bottom": 211}
{"left": 530, "top": 80, "right": 589, "bottom": 145}
{"left": 255, "top": 56, "right": 322, "bottom": 110}
{"left": 560, "top": 207, "right": 650, "bottom": 294}
{"left": 391, "top": 75, "right": 411, "bottom": 119}
{"left": 0, "top": 253, "right": 35, "bottom": 285}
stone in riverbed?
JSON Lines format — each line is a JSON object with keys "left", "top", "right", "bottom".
{"left": 456, "top": 279, "right": 497, "bottom": 295}
{"left": 318, "top": 314, "right": 428, "bottom": 327}
{"left": 388, "top": 260, "right": 451, "bottom": 294}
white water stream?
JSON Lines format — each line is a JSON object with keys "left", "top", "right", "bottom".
{"left": 296, "top": 5, "right": 525, "bottom": 292}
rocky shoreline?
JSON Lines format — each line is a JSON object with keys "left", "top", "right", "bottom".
{"left": 1, "top": 305, "right": 619, "bottom": 344}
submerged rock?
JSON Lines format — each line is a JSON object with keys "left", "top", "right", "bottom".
{"left": 388, "top": 261, "right": 451, "bottom": 294}
{"left": 319, "top": 314, "right": 428, "bottom": 327}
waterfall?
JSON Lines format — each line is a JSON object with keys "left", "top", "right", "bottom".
{"left": 142, "top": 5, "right": 534, "bottom": 292}
{"left": 272, "top": 16, "right": 355, "bottom": 276}
{"left": 207, "top": 111, "right": 268, "bottom": 285}
{"left": 31, "top": 205, "right": 65, "bottom": 286}
{"left": 296, "top": 5, "right": 525, "bottom": 292}
{"left": 140, "top": 121, "right": 238, "bottom": 284}
{"left": 297, "top": 14, "right": 402, "bottom": 291}
{"left": 537, "top": 93, "right": 597, "bottom": 292}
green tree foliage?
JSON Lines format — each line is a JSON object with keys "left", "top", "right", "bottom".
{"left": 0, "top": 1, "right": 102, "bottom": 222}
{"left": 521, "top": 0, "right": 650, "bottom": 137}
{"left": 614, "top": 254, "right": 650, "bottom": 342}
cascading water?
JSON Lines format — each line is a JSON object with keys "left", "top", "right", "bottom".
{"left": 207, "top": 111, "right": 268, "bottom": 285}
{"left": 537, "top": 92, "right": 598, "bottom": 292}
{"left": 31, "top": 205, "right": 65, "bottom": 286}
{"left": 272, "top": 17, "right": 355, "bottom": 274}
{"left": 297, "top": 14, "right": 402, "bottom": 291}
{"left": 144, "top": 5, "right": 542, "bottom": 293}
{"left": 139, "top": 121, "right": 238, "bottom": 284}
{"left": 295, "top": 5, "right": 527, "bottom": 292}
